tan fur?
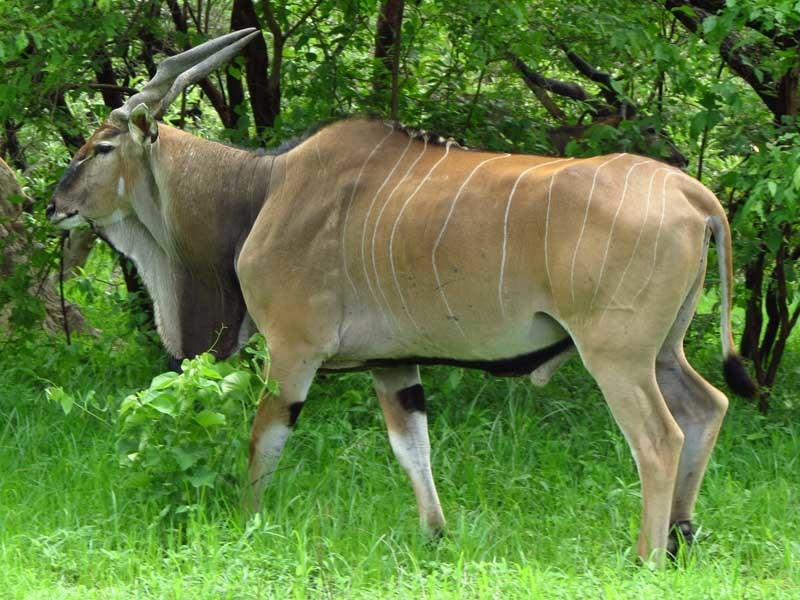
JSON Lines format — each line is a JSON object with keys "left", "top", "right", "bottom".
{"left": 48, "top": 55, "right": 742, "bottom": 564}
{"left": 237, "top": 119, "right": 741, "bottom": 565}
{"left": 48, "top": 30, "right": 748, "bottom": 565}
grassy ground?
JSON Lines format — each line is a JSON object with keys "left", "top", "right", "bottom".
{"left": 0, "top": 280, "right": 798, "bottom": 598}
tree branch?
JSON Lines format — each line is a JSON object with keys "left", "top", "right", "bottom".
{"left": 665, "top": 0, "right": 781, "bottom": 115}
{"left": 506, "top": 53, "right": 594, "bottom": 105}
{"left": 562, "top": 49, "right": 620, "bottom": 106}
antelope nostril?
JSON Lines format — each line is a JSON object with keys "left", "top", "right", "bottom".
{"left": 45, "top": 203, "right": 55, "bottom": 218}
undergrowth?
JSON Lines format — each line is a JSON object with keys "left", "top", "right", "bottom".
{"left": 0, "top": 249, "right": 798, "bottom": 598}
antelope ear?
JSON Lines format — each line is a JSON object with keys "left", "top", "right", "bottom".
{"left": 128, "top": 104, "right": 158, "bottom": 147}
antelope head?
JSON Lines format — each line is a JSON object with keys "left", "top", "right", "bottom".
{"left": 47, "top": 29, "right": 263, "bottom": 361}
{"left": 48, "top": 28, "right": 259, "bottom": 231}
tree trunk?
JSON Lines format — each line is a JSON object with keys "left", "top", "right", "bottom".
{"left": 374, "top": 0, "right": 405, "bottom": 119}
{"left": 231, "top": 0, "right": 271, "bottom": 137}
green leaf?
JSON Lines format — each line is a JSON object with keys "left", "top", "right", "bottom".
{"left": 188, "top": 467, "right": 217, "bottom": 488}
{"left": 148, "top": 392, "right": 178, "bottom": 416}
{"left": 767, "top": 181, "right": 778, "bottom": 197}
{"left": 194, "top": 410, "right": 226, "bottom": 427}
{"left": 150, "top": 372, "right": 179, "bottom": 390}
{"left": 14, "top": 32, "right": 28, "bottom": 52}
{"left": 172, "top": 446, "right": 202, "bottom": 471}
{"left": 46, "top": 386, "right": 74, "bottom": 415}
{"left": 199, "top": 365, "right": 223, "bottom": 380}
{"left": 792, "top": 166, "right": 800, "bottom": 191}
{"left": 221, "top": 371, "right": 252, "bottom": 395}
{"left": 690, "top": 111, "right": 709, "bottom": 139}
{"left": 119, "top": 394, "right": 140, "bottom": 416}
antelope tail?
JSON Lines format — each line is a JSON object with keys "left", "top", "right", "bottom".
{"left": 707, "top": 214, "right": 758, "bottom": 398}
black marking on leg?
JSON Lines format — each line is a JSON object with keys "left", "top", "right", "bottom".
{"left": 667, "top": 519, "right": 696, "bottom": 560}
{"left": 288, "top": 402, "right": 304, "bottom": 427}
{"left": 168, "top": 356, "right": 183, "bottom": 373}
{"left": 396, "top": 384, "right": 426, "bottom": 413}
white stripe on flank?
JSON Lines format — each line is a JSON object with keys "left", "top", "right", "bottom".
{"left": 569, "top": 153, "right": 628, "bottom": 307}
{"left": 543, "top": 159, "right": 576, "bottom": 293}
{"left": 589, "top": 160, "right": 651, "bottom": 309}
{"left": 499, "top": 157, "right": 571, "bottom": 318}
{"left": 341, "top": 128, "right": 396, "bottom": 300}
{"left": 432, "top": 153, "right": 510, "bottom": 337}
{"left": 371, "top": 141, "right": 429, "bottom": 318}
{"left": 598, "top": 167, "right": 671, "bottom": 321}
{"left": 632, "top": 171, "right": 682, "bottom": 302}
{"left": 389, "top": 142, "right": 453, "bottom": 330}
{"left": 360, "top": 136, "right": 413, "bottom": 310}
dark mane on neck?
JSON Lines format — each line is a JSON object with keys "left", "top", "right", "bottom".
{"left": 386, "top": 120, "right": 466, "bottom": 149}
{"left": 264, "top": 116, "right": 468, "bottom": 155}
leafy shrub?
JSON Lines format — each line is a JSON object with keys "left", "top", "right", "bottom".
{"left": 115, "top": 336, "right": 273, "bottom": 515}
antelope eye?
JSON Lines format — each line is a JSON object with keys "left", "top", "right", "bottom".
{"left": 95, "top": 143, "right": 115, "bottom": 155}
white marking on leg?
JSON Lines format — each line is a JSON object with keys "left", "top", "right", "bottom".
{"left": 372, "top": 142, "right": 429, "bottom": 318}
{"left": 599, "top": 167, "right": 671, "bottom": 321}
{"left": 361, "top": 136, "right": 413, "bottom": 311}
{"left": 386, "top": 413, "right": 442, "bottom": 530}
{"left": 589, "top": 160, "right": 651, "bottom": 309}
{"left": 569, "top": 153, "right": 628, "bottom": 307}
{"left": 632, "top": 172, "right": 682, "bottom": 302}
{"left": 501, "top": 158, "right": 572, "bottom": 317}
{"left": 341, "top": 129, "right": 396, "bottom": 300}
{"left": 389, "top": 143, "right": 453, "bottom": 330}
{"left": 250, "top": 423, "right": 291, "bottom": 489}
{"left": 432, "top": 153, "right": 510, "bottom": 337}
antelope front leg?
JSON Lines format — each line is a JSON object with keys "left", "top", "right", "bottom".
{"left": 247, "top": 343, "right": 320, "bottom": 512}
{"left": 372, "top": 365, "right": 446, "bottom": 535}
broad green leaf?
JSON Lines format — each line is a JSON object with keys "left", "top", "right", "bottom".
{"left": 188, "top": 467, "right": 217, "bottom": 488}
{"left": 199, "top": 365, "right": 223, "bottom": 380}
{"left": 148, "top": 392, "right": 178, "bottom": 416}
{"left": 46, "top": 386, "right": 74, "bottom": 415}
{"left": 221, "top": 371, "right": 253, "bottom": 395}
{"left": 150, "top": 372, "right": 179, "bottom": 391}
{"left": 172, "top": 446, "right": 203, "bottom": 471}
{"left": 119, "top": 394, "right": 140, "bottom": 416}
{"left": 14, "top": 32, "right": 27, "bottom": 52}
{"left": 767, "top": 181, "right": 778, "bottom": 197}
{"left": 194, "top": 410, "right": 226, "bottom": 427}
{"left": 792, "top": 166, "right": 800, "bottom": 191}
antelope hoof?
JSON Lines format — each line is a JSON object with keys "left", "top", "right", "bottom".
{"left": 421, "top": 517, "right": 446, "bottom": 542}
{"left": 667, "top": 520, "right": 696, "bottom": 559}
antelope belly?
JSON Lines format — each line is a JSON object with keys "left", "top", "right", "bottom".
{"left": 332, "top": 310, "right": 570, "bottom": 370}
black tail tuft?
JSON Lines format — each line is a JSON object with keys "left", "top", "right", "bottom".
{"left": 723, "top": 354, "right": 758, "bottom": 399}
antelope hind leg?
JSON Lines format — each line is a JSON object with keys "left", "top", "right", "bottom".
{"left": 581, "top": 350, "right": 684, "bottom": 566}
{"left": 372, "top": 365, "right": 445, "bottom": 535}
{"left": 656, "top": 347, "right": 728, "bottom": 557}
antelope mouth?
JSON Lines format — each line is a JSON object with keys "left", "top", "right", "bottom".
{"left": 51, "top": 210, "right": 89, "bottom": 230}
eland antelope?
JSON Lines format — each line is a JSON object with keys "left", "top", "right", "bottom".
{"left": 47, "top": 29, "right": 756, "bottom": 564}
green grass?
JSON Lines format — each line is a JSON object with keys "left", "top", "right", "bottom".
{"left": 1, "top": 300, "right": 799, "bottom": 597}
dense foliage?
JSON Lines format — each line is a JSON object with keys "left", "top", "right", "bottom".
{"left": 1, "top": 0, "right": 798, "bottom": 399}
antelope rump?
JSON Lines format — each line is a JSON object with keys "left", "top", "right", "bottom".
{"left": 47, "top": 29, "right": 756, "bottom": 565}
